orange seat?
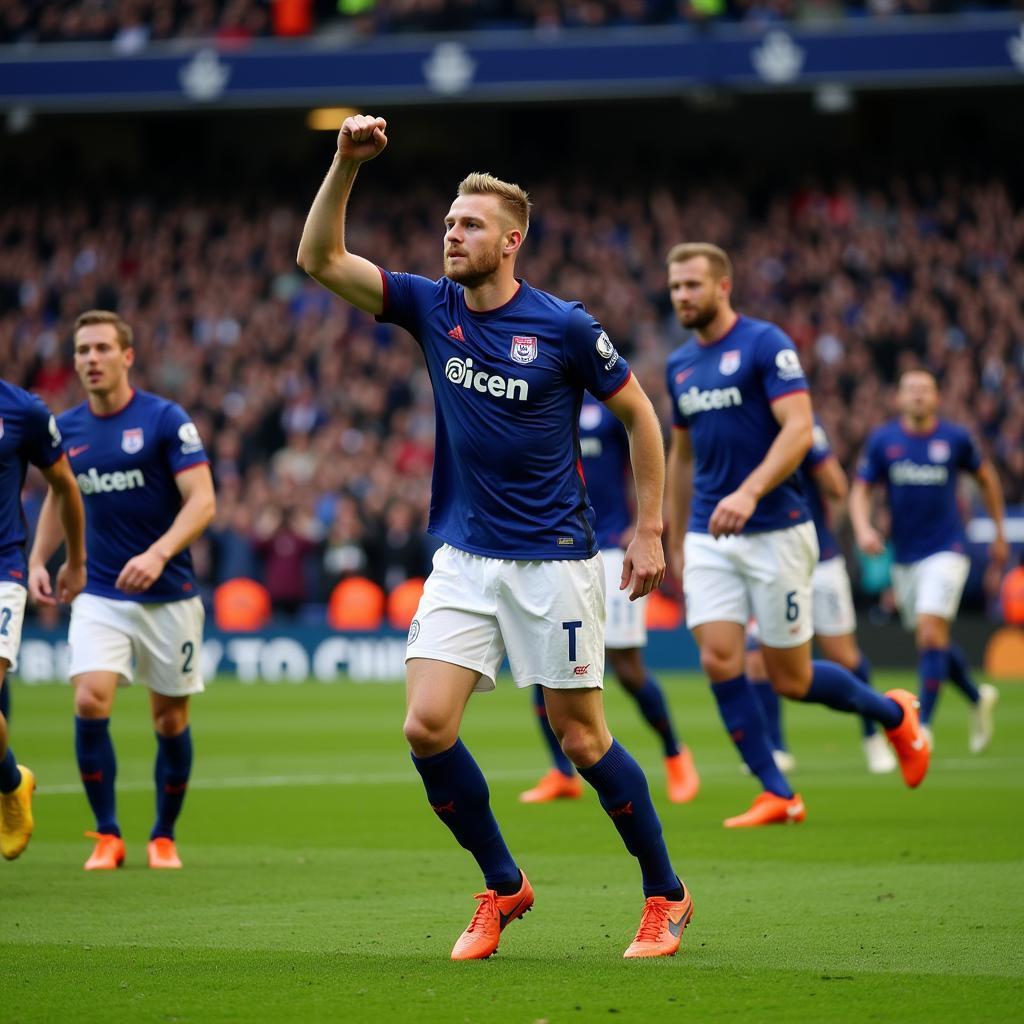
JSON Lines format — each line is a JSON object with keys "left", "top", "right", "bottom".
{"left": 1000, "top": 566, "right": 1024, "bottom": 626}
{"left": 387, "top": 577, "right": 425, "bottom": 630}
{"left": 645, "top": 590, "right": 682, "bottom": 630}
{"left": 213, "top": 577, "right": 271, "bottom": 632}
{"left": 327, "top": 576, "right": 386, "bottom": 631}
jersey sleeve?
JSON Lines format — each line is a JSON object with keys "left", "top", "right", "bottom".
{"left": 856, "top": 430, "right": 885, "bottom": 483}
{"left": 666, "top": 359, "right": 688, "bottom": 430}
{"left": 755, "top": 325, "right": 808, "bottom": 402}
{"left": 806, "top": 420, "right": 833, "bottom": 470}
{"left": 23, "top": 396, "right": 64, "bottom": 471}
{"left": 375, "top": 269, "right": 441, "bottom": 340}
{"left": 956, "top": 427, "right": 984, "bottom": 473}
{"left": 564, "top": 306, "right": 630, "bottom": 401}
{"left": 160, "top": 403, "right": 209, "bottom": 475}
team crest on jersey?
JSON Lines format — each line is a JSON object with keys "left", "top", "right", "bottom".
{"left": 719, "top": 350, "right": 741, "bottom": 376}
{"left": 510, "top": 336, "right": 538, "bottom": 364}
{"left": 928, "top": 439, "right": 951, "bottom": 463}
{"left": 121, "top": 427, "right": 144, "bottom": 454}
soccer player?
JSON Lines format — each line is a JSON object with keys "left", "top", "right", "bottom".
{"left": 850, "top": 369, "right": 1005, "bottom": 752}
{"left": 29, "top": 310, "right": 216, "bottom": 871}
{"left": 298, "top": 114, "right": 691, "bottom": 959}
{"left": 663, "top": 243, "right": 929, "bottom": 828}
{"left": 0, "top": 381, "right": 86, "bottom": 860}
{"left": 520, "top": 393, "right": 699, "bottom": 805}
{"left": 746, "top": 418, "right": 898, "bottom": 775}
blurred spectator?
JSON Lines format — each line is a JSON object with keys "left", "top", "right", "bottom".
{"left": 252, "top": 503, "right": 322, "bottom": 616}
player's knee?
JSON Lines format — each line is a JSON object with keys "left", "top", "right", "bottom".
{"left": 559, "top": 723, "right": 605, "bottom": 769}
{"left": 74, "top": 686, "right": 109, "bottom": 719}
{"left": 402, "top": 712, "right": 454, "bottom": 757}
{"left": 700, "top": 646, "right": 740, "bottom": 683}
{"left": 153, "top": 705, "right": 188, "bottom": 737}
{"left": 771, "top": 674, "right": 810, "bottom": 699}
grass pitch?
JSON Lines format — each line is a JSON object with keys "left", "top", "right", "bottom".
{"left": 2, "top": 671, "right": 1022, "bottom": 1023}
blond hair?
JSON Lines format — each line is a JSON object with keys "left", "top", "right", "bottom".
{"left": 457, "top": 172, "right": 531, "bottom": 236}
{"left": 666, "top": 242, "right": 733, "bottom": 282}
{"left": 74, "top": 309, "right": 134, "bottom": 350}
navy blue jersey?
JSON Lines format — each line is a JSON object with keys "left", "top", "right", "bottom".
{"left": 666, "top": 315, "right": 811, "bottom": 534}
{"left": 57, "top": 389, "right": 209, "bottom": 602}
{"left": 0, "top": 381, "right": 63, "bottom": 586}
{"left": 377, "top": 272, "right": 631, "bottom": 559}
{"left": 857, "top": 418, "right": 982, "bottom": 564}
{"left": 799, "top": 417, "right": 840, "bottom": 562}
{"left": 579, "top": 394, "right": 631, "bottom": 550}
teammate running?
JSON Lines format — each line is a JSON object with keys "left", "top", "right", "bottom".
{"left": 298, "top": 114, "right": 691, "bottom": 959}
{"left": 0, "top": 380, "right": 86, "bottom": 860}
{"left": 850, "top": 368, "right": 1005, "bottom": 752}
{"left": 29, "top": 310, "right": 215, "bottom": 871}
{"left": 521, "top": 393, "right": 699, "bottom": 805}
{"left": 663, "top": 243, "right": 929, "bottom": 829}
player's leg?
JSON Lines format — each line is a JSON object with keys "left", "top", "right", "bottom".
{"left": 0, "top": 665, "right": 9, "bottom": 722}
{"left": 947, "top": 642, "right": 998, "bottom": 754}
{"left": 0, "top": 583, "right": 34, "bottom": 859}
{"left": 136, "top": 597, "right": 206, "bottom": 868}
{"left": 518, "top": 684, "right": 582, "bottom": 804}
{"left": 744, "top": 627, "right": 792, "bottom": 766}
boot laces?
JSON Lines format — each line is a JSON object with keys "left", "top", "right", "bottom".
{"left": 634, "top": 900, "right": 671, "bottom": 943}
{"left": 466, "top": 891, "right": 499, "bottom": 934}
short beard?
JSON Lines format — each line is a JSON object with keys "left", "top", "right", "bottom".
{"left": 682, "top": 300, "right": 719, "bottom": 331}
{"left": 444, "top": 249, "right": 501, "bottom": 289}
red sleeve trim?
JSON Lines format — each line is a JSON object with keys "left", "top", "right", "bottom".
{"left": 601, "top": 370, "right": 633, "bottom": 402}
{"left": 769, "top": 386, "right": 809, "bottom": 404}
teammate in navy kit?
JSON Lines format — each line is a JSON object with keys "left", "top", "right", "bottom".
{"left": 520, "top": 394, "right": 700, "bottom": 805}
{"left": 0, "top": 381, "right": 86, "bottom": 861}
{"left": 29, "top": 311, "right": 216, "bottom": 871}
{"left": 298, "top": 114, "right": 690, "bottom": 959}
{"left": 663, "top": 243, "right": 929, "bottom": 828}
{"left": 745, "top": 417, "right": 897, "bottom": 776}
{"left": 850, "top": 369, "right": 1005, "bottom": 752}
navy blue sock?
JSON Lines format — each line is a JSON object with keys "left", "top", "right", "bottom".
{"left": 918, "top": 648, "right": 949, "bottom": 725}
{"left": 151, "top": 727, "right": 193, "bottom": 841}
{"left": 947, "top": 644, "right": 981, "bottom": 704}
{"left": 851, "top": 655, "right": 878, "bottom": 738}
{"left": 75, "top": 716, "right": 120, "bottom": 837}
{"left": 752, "top": 680, "right": 786, "bottom": 751}
{"left": 628, "top": 676, "right": 681, "bottom": 758}
{"left": 531, "top": 686, "right": 575, "bottom": 777}
{"left": 805, "top": 661, "right": 903, "bottom": 731}
{"left": 0, "top": 746, "right": 22, "bottom": 794}
{"left": 711, "top": 676, "right": 793, "bottom": 798}
{"left": 577, "top": 739, "right": 680, "bottom": 899}
{"left": 411, "top": 739, "right": 519, "bottom": 892}
{"left": 0, "top": 678, "right": 10, "bottom": 722}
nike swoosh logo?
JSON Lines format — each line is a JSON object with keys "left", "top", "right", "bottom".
{"left": 499, "top": 897, "right": 528, "bottom": 929}
{"left": 667, "top": 913, "right": 688, "bottom": 937}
{"left": 911, "top": 738, "right": 925, "bottom": 751}
{"left": 787, "top": 802, "right": 805, "bottom": 818}
{"left": 69, "top": 445, "right": 90, "bottom": 457}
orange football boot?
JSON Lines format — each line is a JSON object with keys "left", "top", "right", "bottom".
{"left": 83, "top": 831, "right": 126, "bottom": 870}
{"left": 723, "top": 791, "right": 806, "bottom": 828}
{"left": 884, "top": 688, "right": 930, "bottom": 788}
{"left": 0, "top": 766, "right": 36, "bottom": 861}
{"left": 450, "top": 872, "right": 534, "bottom": 960}
{"left": 623, "top": 889, "right": 694, "bottom": 958}
{"left": 518, "top": 769, "right": 583, "bottom": 804}
{"left": 147, "top": 837, "right": 183, "bottom": 869}
{"left": 665, "top": 748, "right": 700, "bottom": 804}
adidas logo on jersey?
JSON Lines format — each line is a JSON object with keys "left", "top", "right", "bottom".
{"left": 677, "top": 385, "right": 743, "bottom": 417}
{"left": 76, "top": 466, "right": 146, "bottom": 495}
{"left": 444, "top": 356, "right": 529, "bottom": 402}
{"left": 889, "top": 460, "right": 949, "bottom": 486}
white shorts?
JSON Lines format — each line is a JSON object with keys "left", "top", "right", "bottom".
{"left": 405, "top": 544, "right": 605, "bottom": 692}
{"left": 601, "top": 547, "right": 648, "bottom": 650}
{"left": 683, "top": 522, "right": 818, "bottom": 649}
{"left": 0, "top": 582, "right": 28, "bottom": 674}
{"left": 68, "top": 592, "right": 206, "bottom": 697}
{"left": 891, "top": 551, "right": 970, "bottom": 631}
{"left": 811, "top": 555, "right": 857, "bottom": 638}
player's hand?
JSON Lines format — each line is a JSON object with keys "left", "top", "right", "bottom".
{"left": 28, "top": 564, "right": 55, "bottom": 607}
{"left": 990, "top": 533, "right": 1010, "bottom": 568}
{"left": 708, "top": 488, "right": 756, "bottom": 539}
{"left": 56, "top": 560, "right": 87, "bottom": 604}
{"left": 855, "top": 527, "right": 886, "bottom": 556}
{"left": 338, "top": 115, "right": 388, "bottom": 164}
{"left": 115, "top": 549, "right": 168, "bottom": 595}
{"left": 621, "top": 527, "right": 665, "bottom": 601}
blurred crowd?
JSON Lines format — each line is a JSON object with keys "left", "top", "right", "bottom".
{"left": 1, "top": 0, "right": 1020, "bottom": 47}
{"left": 4, "top": 171, "right": 1022, "bottom": 613}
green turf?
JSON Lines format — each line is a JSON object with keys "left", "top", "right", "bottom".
{"left": 2, "top": 672, "right": 1023, "bottom": 1023}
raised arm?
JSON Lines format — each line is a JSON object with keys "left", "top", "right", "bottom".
{"left": 708, "top": 390, "right": 813, "bottom": 539}
{"left": 28, "top": 456, "right": 87, "bottom": 605}
{"left": 603, "top": 375, "right": 665, "bottom": 600}
{"left": 296, "top": 114, "right": 390, "bottom": 315}
{"left": 665, "top": 426, "right": 693, "bottom": 585}
{"left": 115, "top": 464, "right": 216, "bottom": 596}
{"left": 974, "top": 460, "right": 1008, "bottom": 567}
